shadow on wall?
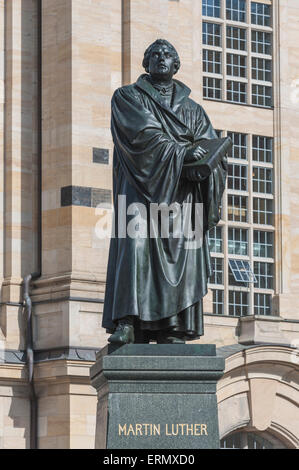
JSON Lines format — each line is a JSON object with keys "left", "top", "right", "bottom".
{"left": 4, "top": 386, "right": 30, "bottom": 449}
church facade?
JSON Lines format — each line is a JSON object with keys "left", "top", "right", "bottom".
{"left": 0, "top": 0, "right": 298, "bottom": 448}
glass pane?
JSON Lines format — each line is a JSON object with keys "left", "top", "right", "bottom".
{"left": 203, "top": 0, "right": 221, "bottom": 18}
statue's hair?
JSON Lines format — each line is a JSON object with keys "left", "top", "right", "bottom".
{"left": 142, "top": 39, "right": 181, "bottom": 74}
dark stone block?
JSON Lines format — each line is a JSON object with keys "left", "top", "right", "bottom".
{"left": 61, "top": 186, "right": 91, "bottom": 207}
{"left": 91, "top": 188, "right": 112, "bottom": 208}
{"left": 60, "top": 186, "right": 73, "bottom": 207}
{"left": 93, "top": 148, "right": 109, "bottom": 164}
{"left": 61, "top": 186, "right": 112, "bottom": 208}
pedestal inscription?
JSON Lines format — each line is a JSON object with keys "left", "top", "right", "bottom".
{"left": 90, "top": 344, "right": 225, "bottom": 449}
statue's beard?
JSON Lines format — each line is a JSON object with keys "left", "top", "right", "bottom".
{"left": 149, "top": 70, "right": 174, "bottom": 84}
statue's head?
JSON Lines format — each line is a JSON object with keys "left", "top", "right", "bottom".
{"left": 142, "top": 39, "right": 180, "bottom": 82}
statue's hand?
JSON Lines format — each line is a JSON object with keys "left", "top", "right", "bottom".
{"left": 184, "top": 144, "right": 208, "bottom": 163}
{"left": 193, "top": 145, "right": 208, "bottom": 159}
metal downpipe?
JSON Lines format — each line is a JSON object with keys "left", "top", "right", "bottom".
{"left": 22, "top": 0, "right": 42, "bottom": 450}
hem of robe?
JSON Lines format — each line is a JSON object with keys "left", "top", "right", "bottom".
{"left": 138, "top": 299, "right": 204, "bottom": 340}
{"left": 104, "top": 297, "right": 205, "bottom": 340}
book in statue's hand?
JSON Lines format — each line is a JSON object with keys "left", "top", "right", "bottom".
{"left": 182, "top": 136, "right": 232, "bottom": 182}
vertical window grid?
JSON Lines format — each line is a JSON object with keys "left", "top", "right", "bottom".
{"left": 210, "top": 257, "right": 224, "bottom": 285}
{"left": 229, "top": 290, "right": 249, "bottom": 316}
{"left": 251, "top": 2, "right": 271, "bottom": 27}
{"left": 209, "top": 226, "right": 223, "bottom": 253}
{"left": 251, "top": 30, "right": 272, "bottom": 55}
{"left": 202, "top": 0, "right": 221, "bottom": 18}
{"left": 203, "top": 49, "right": 222, "bottom": 74}
{"left": 228, "top": 195, "right": 248, "bottom": 222}
{"left": 228, "top": 228, "right": 248, "bottom": 255}
{"left": 203, "top": 77, "right": 222, "bottom": 100}
{"left": 252, "top": 57, "right": 272, "bottom": 82}
{"left": 227, "top": 53, "right": 247, "bottom": 78}
{"left": 253, "top": 197, "right": 273, "bottom": 225}
{"left": 201, "top": 6, "right": 276, "bottom": 316}
{"left": 226, "top": 0, "right": 247, "bottom": 22}
{"left": 253, "top": 230, "right": 273, "bottom": 258}
{"left": 227, "top": 80, "right": 247, "bottom": 103}
{"left": 202, "top": 3, "right": 273, "bottom": 107}
{"left": 203, "top": 22, "right": 222, "bottom": 47}
{"left": 252, "top": 135, "right": 273, "bottom": 163}
{"left": 254, "top": 293, "right": 272, "bottom": 315}
{"left": 226, "top": 26, "right": 247, "bottom": 51}
{"left": 252, "top": 84, "right": 272, "bottom": 107}
{"left": 252, "top": 167, "right": 273, "bottom": 194}
{"left": 254, "top": 261, "right": 274, "bottom": 289}
{"left": 212, "top": 289, "right": 224, "bottom": 315}
{"left": 227, "top": 132, "right": 247, "bottom": 159}
{"left": 228, "top": 163, "right": 248, "bottom": 191}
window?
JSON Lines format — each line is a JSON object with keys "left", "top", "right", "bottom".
{"left": 203, "top": 22, "right": 222, "bottom": 47}
{"left": 204, "top": 128, "right": 276, "bottom": 317}
{"left": 202, "top": 3, "right": 273, "bottom": 107}
{"left": 228, "top": 228, "right": 248, "bottom": 255}
{"left": 229, "top": 268, "right": 250, "bottom": 287}
{"left": 229, "top": 290, "right": 248, "bottom": 316}
{"left": 253, "top": 136, "right": 273, "bottom": 163}
{"left": 226, "top": 0, "right": 246, "bottom": 22}
{"left": 227, "top": 26, "right": 247, "bottom": 50}
{"left": 227, "top": 132, "right": 247, "bottom": 159}
{"left": 227, "top": 53, "right": 247, "bottom": 78}
{"left": 212, "top": 289, "right": 224, "bottom": 315}
{"left": 228, "top": 195, "right": 247, "bottom": 222}
{"left": 252, "top": 57, "right": 272, "bottom": 82}
{"left": 253, "top": 167, "right": 273, "bottom": 194}
{"left": 252, "top": 84, "right": 272, "bottom": 107}
{"left": 228, "top": 163, "right": 247, "bottom": 191}
{"left": 210, "top": 257, "right": 224, "bottom": 284}
{"left": 254, "top": 261, "right": 274, "bottom": 289}
{"left": 221, "top": 432, "right": 275, "bottom": 449}
{"left": 253, "top": 198, "right": 273, "bottom": 225}
{"left": 251, "top": 30, "right": 272, "bottom": 55}
{"left": 227, "top": 80, "right": 247, "bottom": 103}
{"left": 253, "top": 230, "right": 273, "bottom": 258}
{"left": 229, "top": 259, "right": 256, "bottom": 283}
{"left": 251, "top": 2, "right": 271, "bottom": 27}
{"left": 254, "top": 293, "right": 271, "bottom": 315}
{"left": 202, "top": 0, "right": 221, "bottom": 18}
{"left": 203, "top": 49, "right": 222, "bottom": 74}
{"left": 203, "top": 77, "right": 222, "bottom": 99}
{"left": 209, "top": 226, "right": 223, "bottom": 253}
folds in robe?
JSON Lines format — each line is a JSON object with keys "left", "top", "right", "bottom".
{"left": 102, "top": 74, "right": 227, "bottom": 339}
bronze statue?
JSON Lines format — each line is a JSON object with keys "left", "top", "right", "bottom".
{"left": 102, "top": 39, "right": 229, "bottom": 344}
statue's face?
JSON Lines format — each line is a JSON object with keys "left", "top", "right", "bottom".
{"left": 148, "top": 44, "right": 176, "bottom": 82}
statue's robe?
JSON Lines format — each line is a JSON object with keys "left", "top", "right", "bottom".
{"left": 102, "top": 74, "right": 227, "bottom": 340}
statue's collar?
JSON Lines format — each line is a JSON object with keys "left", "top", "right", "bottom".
{"left": 135, "top": 74, "right": 191, "bottom": 110}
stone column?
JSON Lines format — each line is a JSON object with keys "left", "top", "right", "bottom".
{"left": 90, "top": 344, "right": 225, "bottom": 449}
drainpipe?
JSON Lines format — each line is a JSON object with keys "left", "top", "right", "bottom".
{"left": 23, "top": 272, "right": 40, "bottom": 449}
{"left": 23, "top": 0, "right": 42, "bottom": 450}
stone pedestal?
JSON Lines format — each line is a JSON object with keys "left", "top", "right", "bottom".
{"left": 90, "top": 344, "right": 224, "bottom": 449}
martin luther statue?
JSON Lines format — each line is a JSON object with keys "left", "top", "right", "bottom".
{"left": 102, "top": 39, "right": 229, "bottom": 344}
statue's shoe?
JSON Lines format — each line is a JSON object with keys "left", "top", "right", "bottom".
{"left": 166, "top": 336, "right": 185, "bottom": 344}
{"left": 108, "top": 323, "right": 135, "bottom": 344}
{"left": 156, "top": 332, "right": 185, "bottom": 344}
